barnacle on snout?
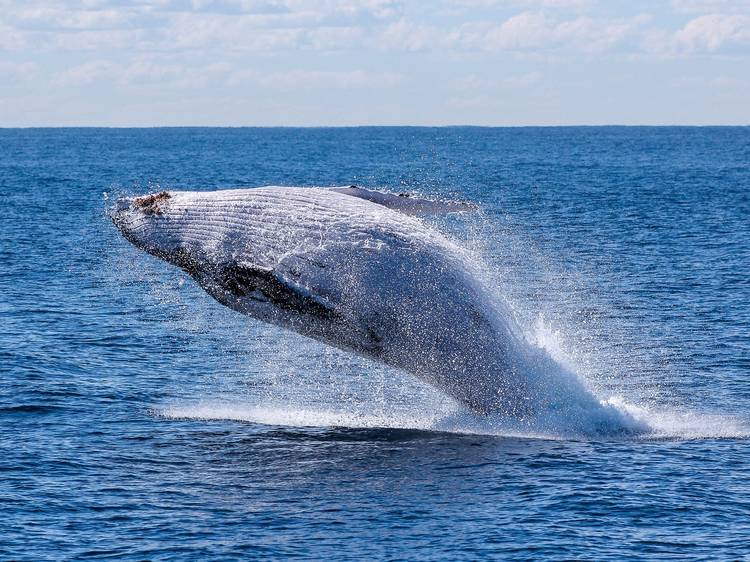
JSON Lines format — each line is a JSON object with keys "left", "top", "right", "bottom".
{"left": 133, "top": 191, "right": 171, "bottom": 215}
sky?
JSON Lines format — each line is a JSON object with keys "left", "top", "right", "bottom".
{"left": 0, "top": 0, "right": 749, "bottom": 126}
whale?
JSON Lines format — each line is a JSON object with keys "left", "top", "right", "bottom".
{"left": 112, "top": 186, "right": 603, "bottom": 417}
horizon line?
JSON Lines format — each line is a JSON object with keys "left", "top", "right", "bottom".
{"left": 1, "top": 123, "right": 749, "bottom": 129}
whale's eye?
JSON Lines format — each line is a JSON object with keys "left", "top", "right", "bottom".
{"left": 133, "top": 191, "right": 171, "bottom": 215}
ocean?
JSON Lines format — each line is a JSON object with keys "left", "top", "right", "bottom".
{"left": 1, "top": 127, "right": 749, "bottom": 559}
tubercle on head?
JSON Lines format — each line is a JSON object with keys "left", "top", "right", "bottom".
{"left": 132, "top": 191, "right": 172, "bottom": 215}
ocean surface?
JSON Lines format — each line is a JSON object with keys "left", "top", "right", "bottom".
{"left": 1, "top": 127, "right": 749, "bottom": 560}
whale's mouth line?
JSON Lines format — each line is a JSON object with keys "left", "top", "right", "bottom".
{"left": 111, "top": 211, "right": 175, "bottom": 264}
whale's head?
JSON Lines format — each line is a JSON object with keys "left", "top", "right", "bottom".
{"left": 111, "top": 190, "right": 195, "bottom": 268}
{"left": 111, "top": 187, "right": 361, "bottom": 345}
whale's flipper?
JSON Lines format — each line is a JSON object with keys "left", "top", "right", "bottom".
{"left": 214, "top": 263, "right": 337, "bottom": 320}
{"left": 331, "top": 186, "right": 476, "bottom": 216}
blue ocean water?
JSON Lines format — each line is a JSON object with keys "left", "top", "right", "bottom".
{"left": 1, "top": 127, "right": 749, "bottom": 559}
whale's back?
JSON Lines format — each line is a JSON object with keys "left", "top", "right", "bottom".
{"left": 153, "top": 187, "right": 449, "bottom": 269}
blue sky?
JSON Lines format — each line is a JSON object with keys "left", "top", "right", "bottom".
{"left": 1, "top": 0, "right": 749, "bottom": 126}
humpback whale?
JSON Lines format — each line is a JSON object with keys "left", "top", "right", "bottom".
{"left": 112, "top": 186, "right": 600, "bottom": 417}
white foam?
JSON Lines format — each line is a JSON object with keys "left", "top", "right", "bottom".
{"left": 607, "top": 397, "right": 750, "bottom": 440}
{"left": 156, "top": 395, "right": 750, "bottom": 441}
{"left": 158, "top": 402, "right": 440, "bottom": 432}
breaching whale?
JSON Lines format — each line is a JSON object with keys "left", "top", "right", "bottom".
{"left": 112, "top": 186, "right": 601, "bottom": 417}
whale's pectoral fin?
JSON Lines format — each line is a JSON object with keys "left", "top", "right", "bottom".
{"left": 217, "top": 262, "right": 337, "bottom": 320}
{"left": 331, "top": 186, "right": 477, "bottom": 216}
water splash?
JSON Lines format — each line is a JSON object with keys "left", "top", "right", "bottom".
{"left": 125, "top": 188, "right": 744, "bottom": 441}
{"left": 156, "top": 398, "right": 750, "bottom": 441}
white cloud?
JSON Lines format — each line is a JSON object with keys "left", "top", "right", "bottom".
{"left": 53, "top": 57, "right": 234, "bottom": 88}
{"left": 8, "top": 6, "right": 136, "bottom": 30}
{"left": 160, "top": 13, "right": 303, "bottom": 51}
{"left": 450, "top": 0, "right": 593, "bottom": 8}
{"left": 52, "top": 29, "right": 148, "bottom": 51}
{"left": 0, "top": 0, "right": 403, "bottom": 52}
{"left": 673, "top": 13, "right": 750, "bottom": 51}
{"left": 671, "top": 0, "right": 750, "bottom": 14}
{"left": 647, "top": 12, "right": 750, "bottom": 55}
{"left": 0, "top": 61, "right": 36, "bottom": 81}
{"left": 454, "top": 71, "right": 543, "bottom": 91}
{"left": 0, "top": 0, "right": 734, "bottom": 59}
{"left": 52, "top": 58, "right": 402, "bottom": 91}
{"left": 53, "top": 59, "right": 117, "bottom": 86}
{"left": 225, "top": 68, "right": 260, "bottom": 86}
{"left": 711, "top": 74, "right": 746, "bottom": 85}
{"left": 0, "top": 23, "right": 26, "bottom": 50}
{"left": 503, "top": 70, "right": 543, "bottom": 86}
{"left": 533, "top": 0, "right": 593, "bottom": 6}
{"left": 306, "top": 26, "right": 364, "bottom": 49}
{"left": 258, "top": 69, "right": 403, "bottom": 89}
{"left": 454, "top": 73, "right": 492, "bottom": 91}
{"left": 130, "top": 10, "right": 372, "bottom": 52}
{"left": 380, "top": 19, "right": 443, "bottom": 50}
{"left": 453, "top": 11, "right": 648, "bottom": 53}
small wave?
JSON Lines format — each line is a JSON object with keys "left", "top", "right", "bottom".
{"left": 0, "top": 404, "right": 63, "bottom": 415}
